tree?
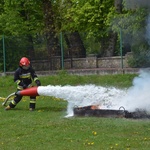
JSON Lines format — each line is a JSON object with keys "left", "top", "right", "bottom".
{"left": 61, "top": 0, "right": 117, "bottom": 57}
{"left": 42, "top": 0, "right": 60, "bottom": 59}
{"left": 0, "top": 0, "right": 44, "bottom": 59}
{"left": 109, "top": 1, "right": 149, "bottom": 67}
{"left": 64, "top": 32, "right": 86, "bottom": 58}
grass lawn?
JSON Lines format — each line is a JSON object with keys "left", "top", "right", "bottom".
{"left": 1, "top": 73, "right": 150, "bottom": 150}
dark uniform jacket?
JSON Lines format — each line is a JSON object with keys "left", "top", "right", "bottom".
{"left": 14, "top": 66, "right": 40, "bottom": 90}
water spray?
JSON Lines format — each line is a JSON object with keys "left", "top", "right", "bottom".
{"left": 2, "top": 70, "right": 150, "bottom": 119}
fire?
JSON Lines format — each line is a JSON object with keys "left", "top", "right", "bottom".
{"left": 91, "top": 105, "right": 100, "bottom": 110}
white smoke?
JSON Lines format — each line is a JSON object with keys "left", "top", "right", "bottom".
{"left": 118, "top": 69, "right": 150, "bottom": 112}
{"left": 146, "top": 13, "right": 150, "bottom": 45}
{"left": 125, "top": 0, "right": 150, "bottom": 9}
{"left": 37, "top": 69, "right": 150, "bottom": 117}
{"left": 37, "top": 84, "right": 126, "bottom": 117}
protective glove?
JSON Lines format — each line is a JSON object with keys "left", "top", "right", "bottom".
{"left": 35, "top": 80, "right": 41, "bottom": 86}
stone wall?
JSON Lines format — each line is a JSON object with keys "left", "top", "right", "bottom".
{"left": 3, "top": 53, "right": 139, "bottom": 76}
{"left": 31, "top": 53, "right": 131, "bottom": 71}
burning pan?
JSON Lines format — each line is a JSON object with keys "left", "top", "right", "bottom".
{"left": 73, "top": 106, "right": 150, "bottom": 119}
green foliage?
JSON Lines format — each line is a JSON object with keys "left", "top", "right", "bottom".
{"left": 80, "top": 33, "right": 101, "bottom": 55}
{"left": 60, "top": 0, "right": 116, "bottom": 56}
{"left": 0, "top": 0, "right": 150, "bottom": 67}
{"left": 128, "top": 49, "right": 150, "bottom": 68}
{"left": 0, "top": 36, "right": 29, "bottom": 71}
{"left": 0, "top": 34, "right": 49, "bottom": 71}
{"left": 109, "top": 8, "right": 148, "bottom": 34}
{"left": 0, "top": 0, "right": 44, "bottom": 35}
{"left": 108, "top": 5, "right": 150, "bottom": 66}
{"left": 62, "top": 0, "right": 114, "bottom": 39}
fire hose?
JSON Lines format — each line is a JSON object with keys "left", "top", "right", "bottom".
{"left": 2, "top": 86, "right": 39, "bottom": 106}
{"left": 2, "top": 92, "right": 16, "bottom": 106}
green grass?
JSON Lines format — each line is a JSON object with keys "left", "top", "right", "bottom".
{"left": 40, "top": 73, "right": 137, "bottom": 88}
{"left": 1, "top": 73, "right": 150, "bottom": 150}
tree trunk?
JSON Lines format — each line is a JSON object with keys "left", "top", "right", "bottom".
{"left": 64, "top": 31, "right": 86, "bottom": 58}
{"left": 42, "top": 0, "right": 60, "bottom": 70}
{"left": 101, "top": 0, "right": 123, "bottom": 57}
{"left": 27, "top": 35, "right": 35, "bottom": 59}
{"left": 101, "top": 32, "right": 117, "bottom": 57}
{"left": 115, "top": 0, "right": 123, "bottom": 13}
{"left": 42, "top": 0, "right": 60, "bottom": 57}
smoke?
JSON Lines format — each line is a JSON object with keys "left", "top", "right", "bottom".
{"left": 124, "top": 0, "right": 150, "bottom": 44}
{"left": 118, "top": 69, "right": 150, "bottom": 112}
{"left": 146, "top": 14, "right": 150, "bottom": 45}
{"left": 125, "top": 0, "right": 150, "bottom": 9}
{"left": 37, "top": 69, "right": 150, "bottom": 117}
{"left": 120, "top": 0, "right": 150, "bottom": 65}
{"left": 37, "top": 84, "right": 126, "bottom": 117}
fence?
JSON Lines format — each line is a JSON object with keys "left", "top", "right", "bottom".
{"left": 0, "top": 33, "right": 131, "bottom": 72}
{"left": 31, "top": 53, "right": 132, "bottom": 71}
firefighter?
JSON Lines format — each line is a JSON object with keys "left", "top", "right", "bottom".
{"left": 5, "top": 57, "right": 41, "bottom": 111}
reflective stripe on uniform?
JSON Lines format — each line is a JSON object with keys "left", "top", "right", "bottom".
{"left": 28, "top": 84, "right": 32, "bottom": 88}
{"left": 30, "top": 99, "right": 36, "bottom": 103}
{"left": 34, "top": 77, "right": 39, "bottom": 82}
{"left": 19, "top": 73, "right": 31, "bottom": 79}
{"left": 17, "top": 85, "right": 23, "bottom": 90}
{"left": 16, "top": 80, "right": 21, "bottom": 85}
{"left": 11, "top": 100, "right": 16, "bottom": 105}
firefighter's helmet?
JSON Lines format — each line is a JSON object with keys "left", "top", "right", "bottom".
{"left": 19, "top": 57, "right": 30, "bottom": 68}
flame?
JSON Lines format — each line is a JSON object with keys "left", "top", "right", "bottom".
{"left": 91, "top": 105, "right": 100, "bottom": 110}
